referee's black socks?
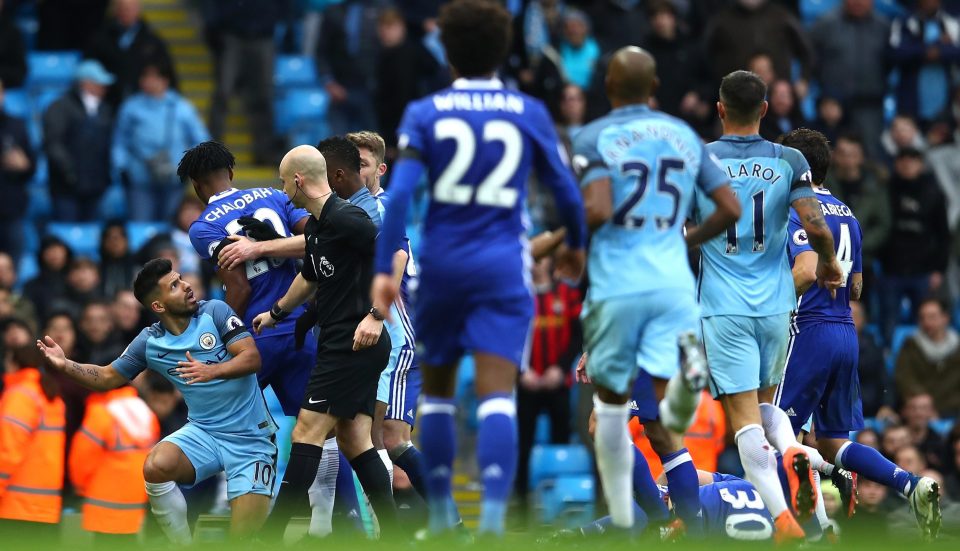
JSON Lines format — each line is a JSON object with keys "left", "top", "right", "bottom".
{"left": 351, "top": 447, "right": 398, "bottom": 529}
{"left": 263, "top": 442, "right": 324, "bottom": 540}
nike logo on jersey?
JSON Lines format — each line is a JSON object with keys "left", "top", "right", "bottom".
{"left": 158, "top": 351, "right": 171, "bottom": 359}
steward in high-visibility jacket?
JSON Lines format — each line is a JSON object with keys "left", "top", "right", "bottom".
{"left": 0, "top": 365, "right": 66, "bottom": 524}
{"left": 69, "top": 386, "right": 159, "bottom": 534}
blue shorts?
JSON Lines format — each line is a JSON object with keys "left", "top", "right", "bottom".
{"left": 256, "top": 331, "right": 316, "bottom": 416}
{"left": 703, "top": 313, "right": 791, "bottom": 398}
{"left": 385, "top": 347, "right": 420, "bottom": 426}
{"left": 629, "top": 370, "right": 659, "bottom": 422}
{"left": 774, "top": 322, "right": 863, "bottom": 439}
{"left": 165, "top": 423, "right": 277, "bottom": 501}
{"left": 414, "top": 284, "right": 534, "bottom": 368}
{"left": 583, "top": 290, "right": 699, "bottom": 394}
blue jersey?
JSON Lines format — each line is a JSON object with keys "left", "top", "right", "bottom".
{"left": 573, "top": 105, "right": 728, "bottom": 302}
{"left": 189, "top": 187, "right": 310, "bottom": 333}
{"left": 112, "top": 300, "right": 277, "bottom": 436}
{"left": 700, "top": 474, "right": 774, "bottom": 540}
{"left": 696, "top": 135, "right": 815, "bottom": 317}
{"left": 375, "top": 77, "right": 586, "bottom": 290}
{"left": 788, "top": 188, "right": 863, "bottom": 327}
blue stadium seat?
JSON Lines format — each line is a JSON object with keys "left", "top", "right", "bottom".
{"left": 3, "top": 88, "right": 30, "bottom": 119}
{"left": 275, "top": 87, "right": 329, "bottom": 134}
{"left": 930, "top": 418, "right": 954, "bottom": 437}
{"left": 27, "top": 181, "right": 52, "bottom": 221}
{"left": 528, "top": 444, "right": 592, "bottom": 491}
{"left": 46, "top": 222, "right": 102, "bottom": 260}
{"left": 99, "top": 182, "right": 127, "bottom": 220}
{"left": 16, "top": 255, "right": 39, "bottom": 289}
{"left": 887, "top": 324, "right": 917, "bottom": 376}
{"left": 799, "top": 0, "right": 839, "bottom": 25}
{"left": 127, "top": 222, "right": 171, "bottom": 253}
{"left": 534, "top": 414, "right": 551, "bottom": 445}
{"left": 26, "top": 51, "right": 81, "bottom": 90}
{"left": 537, "top": 475, "right": 595, "bottom": 526}
{"left": 274, "top": 55, "right": 319, "bottom": 88}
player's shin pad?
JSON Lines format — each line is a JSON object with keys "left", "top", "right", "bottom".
{"left": 659, "top": 371, "right": 702, "bottom": 434}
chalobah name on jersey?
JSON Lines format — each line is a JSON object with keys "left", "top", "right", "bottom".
{"left": 203, "top": 188, "right": 283, "bottom": 222}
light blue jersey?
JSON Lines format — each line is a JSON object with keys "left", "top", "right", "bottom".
{"left": 696, "top": 135, "right": 815, "bottom": 317}
{"left": 112, "top": 300, "right": 277, "bottom": 437}
{"left": 574, "top": 105, "right": 728, "bottom": 302}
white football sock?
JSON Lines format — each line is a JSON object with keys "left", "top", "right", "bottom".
{"left": 812, "top": 470, "right": 830, "bottom": 531}
{"left": 800, "top": 444, "right": 829, "bottom": 474}
{"left": 736, "top": 424, "right": 790, "bottom": 518}
{"left": 759, "top": 403, "right": 802, "bottom": 453}
{"left": 593, "top": 396, "right": 635, "bottom": 528}
{"left": 377, "top": 448, "right": 395, "bottom": 491}
{"left": 145, "top": 480, "right": 191, "bottom": 545}
{"left": 308, "top": 437, "right": 340, "bottom": 538}
{"left": 659, "top": 372, "right": 702, "bottom": 434}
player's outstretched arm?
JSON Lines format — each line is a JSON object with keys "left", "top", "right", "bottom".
{"left": 36, "top": 336, "right": 127, "bottom": 391}
{"left": 217, "top": 235, "right": 307, "bottom": 271}
{"left": 252, "top": 273, "right": 316, "bottom": 334}
{"left": 792, "top": 251, "right": 818, "bottom": 298}
{"left": 792, "top": 196, "right": 842, "bottom": 296}
{"left": 176, "top": 336, "right": 260, "bottom": 384}
{"left": 530, "top": 228, "right": 567, "bottom": 260}
{"left": 686, "top": 185, "right": 741, "bottom": 248}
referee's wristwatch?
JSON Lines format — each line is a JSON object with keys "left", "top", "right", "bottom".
{"left": 270, "top": 301, "right": 291, "bottom": 322}
{"left": 369, "top": 307, "right": 385, "bottom": 321}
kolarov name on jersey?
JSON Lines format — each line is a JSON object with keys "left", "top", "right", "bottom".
{"left": 202, "top": 187, "right": 284, "bottom": 222}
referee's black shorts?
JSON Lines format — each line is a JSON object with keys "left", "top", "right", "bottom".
{"left": 302, "top": 322, "right": 391, "bottom": 419}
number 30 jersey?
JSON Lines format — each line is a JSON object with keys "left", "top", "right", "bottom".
{"left": 189, "top": 187, "right": 310, "bottom": 334}
{"left": 394, "top": 78, "right": 585, "bottom": 291}
{"left": 573, "top": 105, "right": 728, "bottom": 303}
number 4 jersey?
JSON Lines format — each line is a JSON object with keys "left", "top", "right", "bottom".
{"left": 189, "top": 187, "right": 310, "bottom": 333}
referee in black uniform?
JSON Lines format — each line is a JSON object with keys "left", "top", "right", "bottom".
{"left": 254, "top": 145, "right": 395, "bottom": 539}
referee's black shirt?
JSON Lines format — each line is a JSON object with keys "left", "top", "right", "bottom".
{"left": 301, "top": 195, "right": 379, "bottom": 329}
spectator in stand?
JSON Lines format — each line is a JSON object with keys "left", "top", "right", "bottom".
{"left": 519, "top": 0, "right": 565, "bottom": 61}
{"left": 857, "top": 427, "right": 882, "bottom": 450}
{"left": 318, "top": 0, "right": 390, "bottom": 138}
{"left": 75, "top": 300, "right": 124, "bottom": 367}
{"left": 170, "top": 196, "right": 204, "bottom": 280}
{"left": 747, "top": 52, "right": 777, "bottom": 86}
{"left": 853, "top": 302, "right": 898, "bottom": 420}
{"left": 375, "top": 7, "right": 440, "bottom": 149}
{"left": 0, "top": 253, "right": 35, "bottom": 327}
{"left": 581, "top": 0, "right": 647, "bottom": 53}
{"left": 642, "top": 0, "right": 711, "bottom": 131}
{"left": 882, "top": 114, "right": 928, "bottom": 162}
{"left": 98, "top": 222, "right": 137, "bottom": 299}
{"left": 136, "top": 371, "right": 186, "bottom": 438}
{"left": 847, "top": 478, "right": 895, "bottom": 536}
{"left": 22, "top": 237, "right": 72, "bottom": 323}
{"left": 109, "top": 289, "right": 143, "bottom": 344}
{"left": 759, "top": 80, "right": 802, "bottom": 141}
{"left": 704, "top": 0, "right": 813, "bottom": 92}
{"left": 895, "top": 298, "right": 960, "bottom": 415}
{"left": 881, "top": 150, "right": 950, "bottom": 336}
{"left": 825, "top": 133, "right": 891, "bottom": 300}
{"left": 0, "top": 0, "right": 26, "bottom": 89}
{"left": 809, "top": 96, "right": 846, "bottom": 146}
{"left": 112, "top": 62, "right": 209, "bottom": 222}
{"left": 558, "top": 9, "right": 599, "bottom": 89}
{"left": 85, "top": 0, "right": 175, "bottom": 109}
{"left": 514, "top": 257, "right": 581, "bottom": 508}
{"left": 51, "top": 258, "right": 102, "bottom": 319}
{"left": 505, "top": 1, "right": 565, "bottom": 108}
{"left": 902, "top": 393, "right": 947, "bottom": 470}
{"left": 809, "top": 0, "right": 891, "bottom": 158}
{"left": 895, "top": 445, "right": 928, "bottom": 476}
{"left": 889, "top": 0, "right": 960, "bottom": 129}
{"left": 927, "top": 90, "right": 960, "bottom": 231}
{"left": 1, "top": 318, "right": 33, "bottom": 378}
{"left": 557, "top": 83, "right": 586, "bottom": 141}
{"left": 882, "top": 424, "right": 912, "bottom": 461}
{"left": 37, "top": 0, "right": 108, "bottom": 51}
{"left": 206, "top": 0, "right": 285, "bottom": 165}
{"left": 0, "top": 79, "right": 36, "bottom": 262}
{"left": 43, "top": 61, "right": 116, "bottom": 222}
{"left": 41, "top": 311, "right": 87, "bottom": 445}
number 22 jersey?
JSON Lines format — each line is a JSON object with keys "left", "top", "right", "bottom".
{"left": 189, "top": 187, "right": 310, "bottom": 333}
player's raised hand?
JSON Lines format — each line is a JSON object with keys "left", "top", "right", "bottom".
{"left": 177, "top": 351, "right": 220, "bottom": 384}
{"left": 353, "top": 314, "right": 383, "bottom": 351}
{"left": 554, "top": 246, "right": 586, "bottom": 283}
{"left": 36, "top": 336, "right": 67, "bottom": 371}
{"left": 217, "top": 235, "right": 258, "bottom": 271}
{"left": 252, "top": 311, "right": 276, "bottom": 335}
{"left": 370, "top": 274, "right": 398, "bottom": 316}
{"left": 816, "top": 256, "right": 844, "bottom": 299}
{"left": 575, "top": 353, "right": 591, "bottom": 384}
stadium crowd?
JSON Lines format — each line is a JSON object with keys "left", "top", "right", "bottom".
{"left": 1, "top": 0, "right": 960, "bottom": 542}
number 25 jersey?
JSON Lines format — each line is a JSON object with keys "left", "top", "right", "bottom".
{"left": 189, "top": 187, "right": 310, "bottom": 332}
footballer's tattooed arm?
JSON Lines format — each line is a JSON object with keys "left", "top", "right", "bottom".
{"left": 36, "top": 336, "right": 127, "bottom": 391}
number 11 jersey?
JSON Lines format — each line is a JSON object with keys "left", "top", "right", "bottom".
{"left": 189, "top": 187, "right": 310, "bottom": 334}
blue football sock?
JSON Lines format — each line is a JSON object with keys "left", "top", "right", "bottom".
{"left": 420, "top": 396, "right": 458, "bottom": 532}
{"left": 632, "top": 447, "right": 670, "bottom": 523}
{"left": 661, "top": 448, "right": 702, "bottom": 535}
{"left": 477, "top": 392, "right": 518, "bottom": 536}
{"left": 391, "top": 443, "right": 427, "bottom": 499}
{"left": 837, "top": 442, "right": 919, "bottom": 496}
{"left": 580, "top": 503, "right": 649, "bottom": 536}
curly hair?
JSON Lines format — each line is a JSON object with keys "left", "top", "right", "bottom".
{"left": 777, "top": 128, "right": 831, "bottom": 185}
{"left": 438, "top": 0, "right": 513, "bottom": 78}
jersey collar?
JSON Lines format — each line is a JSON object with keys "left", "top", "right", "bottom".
{"left": 718, "top": 134, "right": 764, "bottom": 143}
{"left": 813, "top": 186, "right": 832, "bottom": 195}
{"left": 208, "top": 188, "right": 239, "bottom": 203}
{"left": 452, "top": 77, "right": 504, "bottom": 90}
{"left": 610, "top": 104, "right": 651, "bottom": 116}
